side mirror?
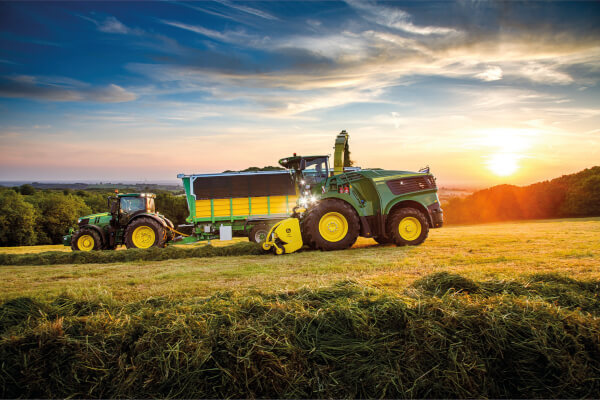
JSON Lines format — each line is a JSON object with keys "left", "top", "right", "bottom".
{"left": 109, "top": 198, "right": 119, "bottom": 214}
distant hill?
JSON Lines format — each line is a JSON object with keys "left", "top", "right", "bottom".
{"left": 443, "top": 166, "right": 600, "bottom": 224}
{"left": 222, "top": 166, "right": 284, "bottom": 173}
{"left": 0, "top": 181, "right": 183, "bottom": 192}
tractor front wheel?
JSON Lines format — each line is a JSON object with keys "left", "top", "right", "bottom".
{"left": 386, "top": 207, "right": 429, "bottom": 246}
{"left": 124, "top": 217, "right": 167, "bottom": 249}
{"left": 71, "top": 228, "right": 102, "bottom": 251}
{"left": 302, "top": 199, "right": 360, "bottom": 251}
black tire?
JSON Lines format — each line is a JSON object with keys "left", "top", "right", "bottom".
{"left": 302, "top": 199, "right": 360, "bottom": 251}
{"left": 386, "top": 207, "right": 429, "bottom": 246}
{"left": 124, "top": 217, "right": 167, "bottom": 249}
{"left": 249, "top": 224, "right": 270, "bottom": 244}
{"left": 71, "top": 228, "right": 103, "bottom": 251}
{"left": 373, "top": 235, "right": 392, "bottom": 245}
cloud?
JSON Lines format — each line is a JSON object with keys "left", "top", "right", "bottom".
{"left": 0, "top": 75, "right": 137, "bottom": 103}
{"left": 214, "top": 0, "right": 279, "bottom": 21}
{"left": 160, "top": 20, "right": 266, "bottom": 47}
{"left": 345, "top": 0, "right": 458, "bottom": 36}
{"left": 475, "top": 66, "right": 503, "bottom": 81}
{"left": 98, "top": 16, "right": 130, "bottom": 34}
{"left": 78, "top": 14, "right": 142, "bottom": 35}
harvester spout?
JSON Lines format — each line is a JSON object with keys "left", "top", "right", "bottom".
{"left": 333, "top": 129, "right": 350, "bottom": 175}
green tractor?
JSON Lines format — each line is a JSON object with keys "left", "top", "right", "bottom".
{"left": 262, "top": 130, "right": 443, "bottom": 254}
{"left": 64, "top": 193, "right": 174, "bottom": 251}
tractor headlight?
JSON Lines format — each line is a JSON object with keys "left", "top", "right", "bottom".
{"left": 299, "top": 197, "right": 308, "bottom": 207}
{"left": 310, "top": 195, "right": 317, "bottom": 203}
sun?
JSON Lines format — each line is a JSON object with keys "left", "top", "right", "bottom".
{"left": 487, "top": 153, "right": 519, "bottom": 176}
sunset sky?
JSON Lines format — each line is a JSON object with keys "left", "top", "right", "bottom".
{"left": 0, "top": 1, "right": 598, "bottom": 187}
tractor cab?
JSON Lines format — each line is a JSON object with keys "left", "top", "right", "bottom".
{"left": 109, "top": 193, "right": 156, "bottom": 225}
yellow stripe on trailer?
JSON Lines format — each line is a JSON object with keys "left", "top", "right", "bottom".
{"left": 195, "top": 195, "right": 298, "bottom": 219}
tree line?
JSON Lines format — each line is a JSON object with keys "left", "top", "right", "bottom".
{"left": 2, "top": 166, "right": 599, "bottom": 246}
{"left": 0, "top": 187, "right": 188, "bottom": 246}
{"left": 442, "top": 166, "right": 600, "bottom": 224}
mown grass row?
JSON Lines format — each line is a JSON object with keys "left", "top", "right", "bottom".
{"left": 1, "top": 272, "right": 599, "bottom": 398}
{"left": 0, "top": 242, "right": 263, "bottom": 266}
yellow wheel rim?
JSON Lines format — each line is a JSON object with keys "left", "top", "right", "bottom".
{"left": 77, "top": 234, "right": 95, "bottom": 251}
{"left": 132, "top": 226, "right": 156, "bottom": 248}
{"left": 398, "top": 216, "right": 422, "bottom": 241}
{"left": 318, "top": 212, "right": 348, "bottom": 242}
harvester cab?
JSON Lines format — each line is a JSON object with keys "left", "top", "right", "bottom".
{"left": 262, "top": 129, "right": 444, "bottom": 255}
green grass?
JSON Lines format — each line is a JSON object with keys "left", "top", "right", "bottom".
{"left": 1, "top": 218, "right": 599, "bottom": 398}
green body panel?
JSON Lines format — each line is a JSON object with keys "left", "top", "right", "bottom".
{"left": 311, "top": 170, "right": 439, "bottom": 216}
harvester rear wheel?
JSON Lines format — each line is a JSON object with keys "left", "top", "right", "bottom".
{"left": 249, "top": 224, "right": 269, "bottom": 244}
{"left": 71, "top": 228, "right": 102, "bottom": 251}
{"left": 124, "top": 217, "right": 167, "bottom": 249}
{"left": 302, "top": 199, "right": 359, "bottom": 251}
{"left": 386, "top": 207, "right": 429, "bottom": 246}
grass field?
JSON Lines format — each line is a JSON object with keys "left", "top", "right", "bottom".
{"left": 0, "top": 218, "right": 598, "bottom": 301}
{"left": 1, "top": 218, "right": 599, "bottom": 398}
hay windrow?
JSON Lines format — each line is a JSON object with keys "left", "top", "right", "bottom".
{"left": 0, "top": 242, "right": 264, "bottom": 266}
{"left": 1, "top": 275, "right": 599, "bottom": 398}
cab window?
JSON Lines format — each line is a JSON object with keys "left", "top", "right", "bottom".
{"left": 120, "top": 197, "right": 145, "bottom": 213}
{"left": 303, "top": 157, "right": 329, "bottom": 185}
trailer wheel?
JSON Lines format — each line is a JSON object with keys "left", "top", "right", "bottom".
{"left": 124, "top": 217, "right": 167, "bottom": 249}
{"left": 249, "top": 224, "right": 269, "bottom": 244}
{"left": 386, "top": 207, "right": 429, "bottom": 246}
{"left": 71, "top": 228, "right": 102, "bottom": 251}
{"left": 303, "top": 199, "right": 359, "bottom": 251}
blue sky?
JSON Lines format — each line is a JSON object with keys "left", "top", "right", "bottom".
{"left": 0, "top": 1, "right": 599, "bottom": 186}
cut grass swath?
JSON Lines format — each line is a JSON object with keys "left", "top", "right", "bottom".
{"left": 1, "top": 273, "right": 599, "bottom": 398}
{"left": 0, "top": 242, "right": 263, "bottom": 266}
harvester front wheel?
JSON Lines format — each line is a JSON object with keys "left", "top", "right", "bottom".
{"left": 124, "top": 217, "right": 167, "bottom": 249}
{"left": 387, "top": 207, "right": 429, "bottom": 246}
{"left": 249, "top": 224, "right": 269, "bottom": 244}
{"left": 71, "top": 228, "right": 102, "bottom": 251}
{"left": 303, "top": 199, "right": 359, "bottom": 251}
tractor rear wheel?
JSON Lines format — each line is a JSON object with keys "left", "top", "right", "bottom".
{"left": 386, "top": 207, "right": 429, "bottom": 246}
{"left": 124, "top": 217, "right": 167, "bottom": 249}
{"left": 302, "top": 199, "right": 359, "bottom": 251}
{"left": 249, "top": 224, "right": 269, "bottom": 244}
{"left": 71, "top": 228, "right": 102, "bottom": 251}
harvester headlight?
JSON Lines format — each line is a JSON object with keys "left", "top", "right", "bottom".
{"left": 299, "top": 197, "right": 308, "bottom": 207}
{"left": 300, "top": 179, "right": 305, "bottom": 185}
{"left": 310, "top": 195, "right": 318, "bottom": 203}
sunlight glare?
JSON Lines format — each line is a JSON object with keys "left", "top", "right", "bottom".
{"left": 487, "top": 153, "right": 519, "bottom": 176}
